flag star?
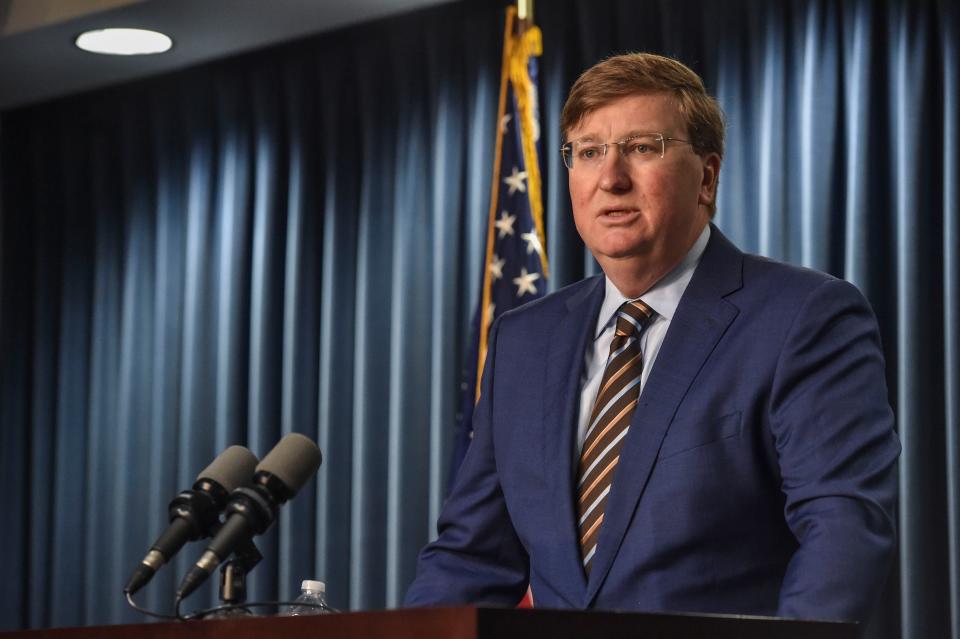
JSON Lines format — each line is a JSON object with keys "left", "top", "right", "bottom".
{"left": 500, "top": 113, "right": 512, "bottom": 133}
{"left": 495, "top": 211, "right": 516, "bottom": 238}
{"left": 503, "top": 167, "right": 528, "bottom": 195}
{"left": 513, "top": 268, "right": 540, "bottom": 297}
{"left": 489, "top": 254, "right": 505, "bottom": 280}
{"left": 521, "top": 230, "right": 543, "bottom": 257}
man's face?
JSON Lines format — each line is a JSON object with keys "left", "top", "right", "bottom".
{"left": 566, "top": 92, "right": 718, "bottom": 275}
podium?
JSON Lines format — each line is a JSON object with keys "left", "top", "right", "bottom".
{"left": 0, "top": 606, "right": 857, "bottom": 639}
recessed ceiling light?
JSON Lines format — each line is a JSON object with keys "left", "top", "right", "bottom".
{"left": 75, "top": 28, "right": 172, "bottom": 55}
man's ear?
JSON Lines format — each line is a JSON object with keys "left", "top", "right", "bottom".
{"left": 698, "top": 153, "right": 721, "bottom": 207}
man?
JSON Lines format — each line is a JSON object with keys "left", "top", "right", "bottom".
{"left": 405, "top": 53, "right": 900, "bottom": 622}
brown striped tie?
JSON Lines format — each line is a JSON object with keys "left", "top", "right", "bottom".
{"left": 577, "top": 299, "right": 654, "bottom": 574}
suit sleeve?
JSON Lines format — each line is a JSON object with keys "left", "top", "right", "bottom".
{"left": 404, "top": 317, "right": 529, "bottom": 606}
{"left": 771, "top": 278, "right": 900, "bottom": 621}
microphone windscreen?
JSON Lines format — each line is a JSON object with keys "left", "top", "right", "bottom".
{"left": 256, "top": 433, "right": 322, "bottom": 494}
{"left": 196, "top": 445, "right": 258, "bottom": 491}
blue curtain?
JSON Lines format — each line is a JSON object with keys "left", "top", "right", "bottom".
{"left": 0, "top": 0, "right": 956, "bottom": 637}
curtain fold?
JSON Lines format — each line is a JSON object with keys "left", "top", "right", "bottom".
{"left": 944, "top": 7, "right": 960, "bottom": 639}
{"left": 1, "top": 0, "right": 957, "bottom": 637}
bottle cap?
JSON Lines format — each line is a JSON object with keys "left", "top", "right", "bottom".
{"left": 301, "top": 579, "right": 325, "bottom": 593}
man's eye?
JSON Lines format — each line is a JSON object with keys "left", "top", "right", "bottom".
{"left": 627, "top": 142, "right": 652, "bottom": 154}
{"left": 578, "top": 146, "right": 601, "bottom": 160}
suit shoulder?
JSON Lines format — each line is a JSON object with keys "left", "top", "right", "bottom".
{"left": 743, "top": 253, "right": 836, "bottom": 288}
{"left": 497, "top": 275, "right": 603, "bottom": 325}
{"left": 738, "top": 252, "right": 872, "bottom": 315}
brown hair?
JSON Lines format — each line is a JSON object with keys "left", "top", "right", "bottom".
{"left": 561, "top": 52, "right": 725, "bottom": 159}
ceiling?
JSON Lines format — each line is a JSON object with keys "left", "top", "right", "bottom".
{"left": 0, "top": 0, "right": 452, "bottom": 111}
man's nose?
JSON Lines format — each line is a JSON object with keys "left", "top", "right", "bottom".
{"left": 597, "top": 150, "right": 631, "bottom": 192}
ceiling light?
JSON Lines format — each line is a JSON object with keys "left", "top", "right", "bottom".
{"left": 75, "top": 28, "right": 172, "bottom": 55}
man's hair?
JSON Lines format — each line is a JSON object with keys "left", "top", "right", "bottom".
{"left": 561, "top": 52, "right": 725, "bottom": 160}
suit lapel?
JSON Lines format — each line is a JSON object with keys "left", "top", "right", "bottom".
{"left": 583, "top": 227, "right": 744, "bottom": 605}
{"left": 541, "top": 275, "right": 605, "bottom": 602}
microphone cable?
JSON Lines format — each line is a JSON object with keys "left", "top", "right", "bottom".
{"left": 173, "top": 596, "right": 338, "bottom": 621}
{"left": 126, "top": 590, "right": 337, "bottom": 622}
{"left": 124, "top": 591, "right": 178, "bottom": 620}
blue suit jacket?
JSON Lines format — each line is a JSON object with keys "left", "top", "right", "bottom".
{"left": 406, "top": 227, "right": 900, "bottom": 622}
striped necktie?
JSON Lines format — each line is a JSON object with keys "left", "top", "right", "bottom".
{"left": 577, "top": 299, "right": 654, "bottom": 575}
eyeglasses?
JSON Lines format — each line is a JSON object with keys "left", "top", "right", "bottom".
{"left": 560, "top": 133, "right": 693, "bottom": 170}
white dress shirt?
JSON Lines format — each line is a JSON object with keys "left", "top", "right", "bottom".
{"left": 576, "top": 225, "right": 711, "bottom": 451}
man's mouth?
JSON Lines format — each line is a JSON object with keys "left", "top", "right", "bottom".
{"left": 602, "top": 209, "right": 638, "bottom": 218}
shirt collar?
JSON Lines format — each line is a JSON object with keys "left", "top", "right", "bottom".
{"left": 593, "top": 224, "right": 711, "bottom": 339}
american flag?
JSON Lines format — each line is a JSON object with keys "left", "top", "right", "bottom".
{"left": 449, "top": 6, "right": 548, "bottom": 487}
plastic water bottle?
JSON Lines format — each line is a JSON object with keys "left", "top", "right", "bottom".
{"left": 281, "top": 580, "right": 330, "bottom": 616}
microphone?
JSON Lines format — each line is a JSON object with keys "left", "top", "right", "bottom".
{"left": 175, "top": 433, "right": 322, "bottom": 601}
{"left": 124, "top": 445, "right": 259, "bottom": 596}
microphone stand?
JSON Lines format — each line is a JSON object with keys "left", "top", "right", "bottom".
{"left": 203, "top": 539, "right": 262, "bottom": 619}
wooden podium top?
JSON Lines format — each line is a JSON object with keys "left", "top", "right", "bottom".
{"left": 1, "top": 606, "right": 857, "bottom": 639}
